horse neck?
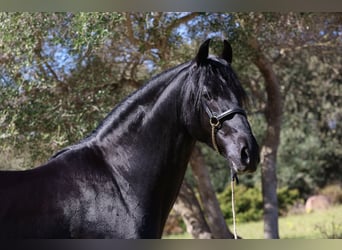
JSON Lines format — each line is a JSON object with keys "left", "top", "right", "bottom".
{"left": 94, "top": 62, "right": 194, "bottom": 152}
{"left": 92, "top": 62, "right": 196, "bottom": 216}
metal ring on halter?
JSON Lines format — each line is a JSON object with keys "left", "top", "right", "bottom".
{"left": 209, "top": 116, "right": 220, "bottom": 128}
{"left": 205, "top": 105, "right": 246, "bottom": 127}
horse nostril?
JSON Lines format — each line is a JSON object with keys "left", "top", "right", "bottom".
{"left": 241, "top": 147, "right": 250, "bottom": 166}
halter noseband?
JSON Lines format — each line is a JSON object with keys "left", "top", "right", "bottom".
{"left": 204, "top": 104, "right": 246, "bottom": 153}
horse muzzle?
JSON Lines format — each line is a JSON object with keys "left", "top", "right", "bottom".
{"left": 225, "top": 138, "right": 260, "bottom": 174}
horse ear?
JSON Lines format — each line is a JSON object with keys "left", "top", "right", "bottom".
{"left": 221, "top": 40, "right": 233, "bottom": 64}
{"left": 195, "top": 39, "right": 211, "bottom": 65}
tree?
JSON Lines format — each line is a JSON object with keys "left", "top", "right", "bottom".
{"left": 250, "top": 37, "right": 282, "bottom": 238}
{"left": 173, "top": 180, "right": 213, "bottom": 239}
{"left": 227, "top": 13, "right": 283, "bottom": 238}
{"left": 0, "top": 12, "right": 201, "bottom": 164}
{"left": 229, "top": 12, "right": 342, "bottom": 238}
{"left": 275, "top": 14, "right": 342, "bottom": 195}
{"left": 189, "top": 146, "right": 235, "bottom": 238}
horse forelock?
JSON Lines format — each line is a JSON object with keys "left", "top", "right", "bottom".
{"left": 213, "top": 60, "right": 247, "bottom": 107}
{"left": 188, "top": 57, "right": 247, "bottom": 111}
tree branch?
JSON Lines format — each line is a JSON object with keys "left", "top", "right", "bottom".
{"left": 34, "top": 36, "right": 63, "bottom": 84}
{"left": 166, "top": 12, "right": 200, "bottom": 35}
{"left": 173, "top": 180, "right": 213, "bottom": 239}
{"left": 190, "top": 146, "right": 235, "bottom": 239}
{"left": 249, "top": 36, "right": 281, "bottom": 239}
{"left": 125, "top": 13, "right": 138, "bottom": 46}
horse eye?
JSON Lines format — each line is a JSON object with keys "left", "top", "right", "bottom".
{"left": 203, "top": 91, "right": 212, "bottom": 101}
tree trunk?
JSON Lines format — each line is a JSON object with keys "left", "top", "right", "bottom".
{"left": 249, "top": 37, "right": 282, "bottom": 239}
{"left": 190, "top": 146, "right": 235, "bottom": 239}
{"left": 173, "top": 181, "right": 213, "bottom": 239}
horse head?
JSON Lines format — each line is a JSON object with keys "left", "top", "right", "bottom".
{"left": 183, "top": 39, "right": 260, "bottom": 174}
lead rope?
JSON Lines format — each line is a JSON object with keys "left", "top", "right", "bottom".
{"left": 211, "top": 123, "right": 220, "bottom": 152}
{"left": 231, "top": 170, "right": 238, "bottom": 239}
{"left": 210, "top": 121, "right": 238, "bottom": 239}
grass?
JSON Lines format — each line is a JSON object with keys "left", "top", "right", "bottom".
{"left": 164, "top": 204, "right": 342, "bottom": 239}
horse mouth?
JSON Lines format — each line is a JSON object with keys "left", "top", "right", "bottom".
{"left": 228, "top": 158, "right": 256, "bottom": 174}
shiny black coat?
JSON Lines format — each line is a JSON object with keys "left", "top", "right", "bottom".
{"left": 0, "top": 39, "right": 259, "bottom": 238}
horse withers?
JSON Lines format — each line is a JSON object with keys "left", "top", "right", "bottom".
{"left": 0, "top": 39, "right": 259, "bottom": 238}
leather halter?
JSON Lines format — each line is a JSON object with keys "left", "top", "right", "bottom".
{"left": 204, "top": 104, "right": 246, "bottom": 153}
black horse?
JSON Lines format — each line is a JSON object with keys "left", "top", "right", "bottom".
{"left": 0, "top": 39, "right": 259, "bottom": 238}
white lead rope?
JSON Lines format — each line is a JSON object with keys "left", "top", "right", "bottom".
{"left": 211, "top": 123, "right": 239, "bottom": 239}
{"left": 210, "top": 122, "right": 239, "bottom": 240}
{"left": 231, "top": 175, "right": 238, "bottom": 239}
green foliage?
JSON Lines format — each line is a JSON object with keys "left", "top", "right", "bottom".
{"left": 218, "top": 185, "right": 263, "bottom": 223}
{"left": 319, "top": 184, "right": 342, "bottom": 205}
{"left": 199, "top": 143, "right": 230, "bottom": 192}
{"left": 278, "top": 128, "right": 325, "bottom": 195}
{"left": 0, "top": 12, "right": 204, "bottom": 167}
{"left": 217, "top": 185, "right": 301, "bottom": 223}
{"left": 315, "top": 220, "right": 342, "bottom": 239}
{"left": 277, "top": 188, "right": 302, "bottom": 215}
{"left": 272, "top": 29, "right": 342, "bottom": 197}
{"left": 0, "top": 13, "right": 143, "bottom": 166}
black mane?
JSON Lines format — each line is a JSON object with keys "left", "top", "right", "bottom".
{"left": 52, "top": 56, "right": 247, "bottom": 160}
{"left": 89, "top": 61, "right": 193, "bottom": 140}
